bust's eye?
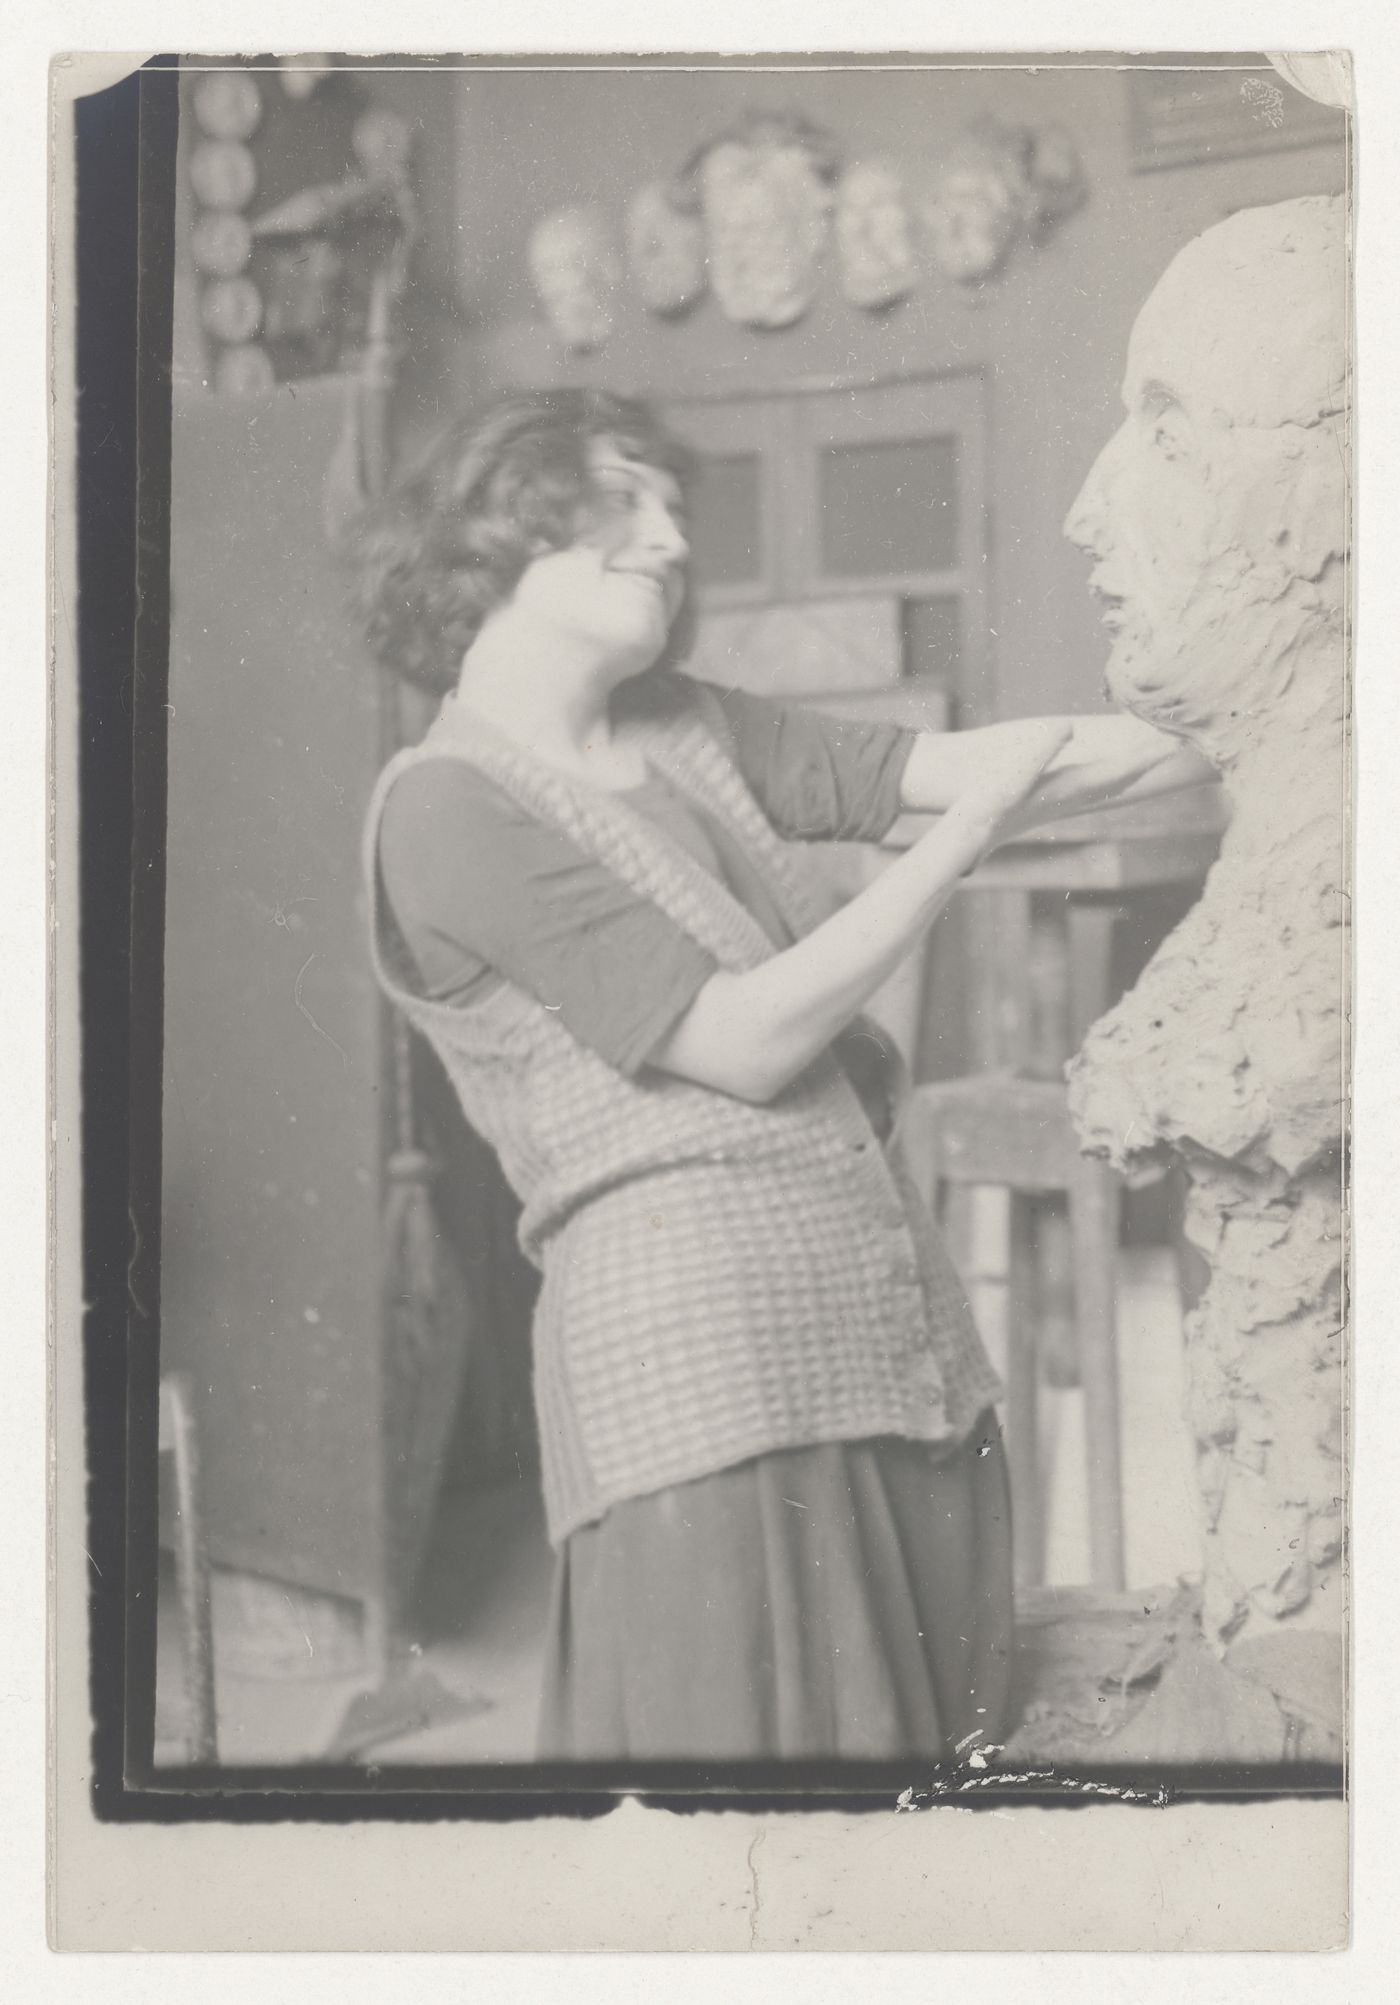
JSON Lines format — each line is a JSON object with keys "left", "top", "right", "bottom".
{"left": 1142, "top": 391, "right": 1192, "bottom": 463}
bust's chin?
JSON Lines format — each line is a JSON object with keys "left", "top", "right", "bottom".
{"left": 1102, "top": 628, "right": 1187, "bottom": 737}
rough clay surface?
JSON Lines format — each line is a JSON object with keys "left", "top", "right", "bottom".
{"left": 1065, "top": 198, "right": 1348, "bottom": 1744}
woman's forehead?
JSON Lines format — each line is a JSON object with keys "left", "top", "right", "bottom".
{"left": 585, "top": 435, "right": 683, "bottom": 506}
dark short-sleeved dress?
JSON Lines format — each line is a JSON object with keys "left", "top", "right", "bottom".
{"left": 379, "top": 683, "right": 1013, "bottom": 1762}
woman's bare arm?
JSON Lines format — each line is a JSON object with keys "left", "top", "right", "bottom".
{"left": 648, "top": 721, "right": 1072, "bottom": 1103}
{"left": 900, "top": 713, "right": 1215, "bottom": 830}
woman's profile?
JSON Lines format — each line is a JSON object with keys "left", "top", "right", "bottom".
{"left": 350, "top": 388, "right": 1209, "bottom": 1763}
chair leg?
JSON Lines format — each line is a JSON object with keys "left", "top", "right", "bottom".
{"left": 161, "top": 1374, "right": 219, "bottom": 1764}
{"left": 1004, "top": 1193, "right": 1045, "bottom": 1589}
{"left": 1069, "top": 1162, "right": 1126, "bottom": 1588}
{"left": 939, "top": 1183, "right": 978, "bottom": 1286}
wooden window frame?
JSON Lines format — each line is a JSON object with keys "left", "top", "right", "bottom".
{"left": 663, "top": 369, "right": 993, "bottom": 721}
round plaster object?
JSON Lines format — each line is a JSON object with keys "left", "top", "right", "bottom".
{"left": 190, "top": 209, "right": 253, "bottom": 278}
{"left": 201, "top": 275, "right": 264, "bottom": 345}
{"left": 189, "top": 138, "right": 257, "bottom": 212}
{"left": 191, "top": 71, "right": 263, "bottom": 142}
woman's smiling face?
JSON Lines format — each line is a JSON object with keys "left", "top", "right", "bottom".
{"left": 510, "top": 437, "right": 690, "bottom": 668}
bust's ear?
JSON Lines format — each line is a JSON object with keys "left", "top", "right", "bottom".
{"left": 1279, "top": 433, "right": 1349, "bottom": 584}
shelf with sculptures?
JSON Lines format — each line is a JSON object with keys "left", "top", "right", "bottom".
{"left": 185, "top": 58, "right": 419, "bottom": 394}
{"left": 527, "top": 105, "right": 1088, "bottom": 354}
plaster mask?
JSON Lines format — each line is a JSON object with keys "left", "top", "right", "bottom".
{"left": 527, "top": 206, "right": 621, "bottom": 354}
{"left": 835, "top": 160, "right": 917, "bottom": 310}
{"left": 920, "top": 160, "right": 1019, "bottom": 285}
{"left": 702, "top": 135, "right": 832, "bottom": 328}
{"left": 625, "top": 181, "right": 706, "bottom": 317}
{"left": 353, "top": 107, "right": 414, "bottom": 183}
{"left": 1021, "top": 123, "right": 1087, "bottom": 237}
{"left": 1063, "top": 196, "right": 1348, "bottom": 761}
{"left": 278, "top": 56, "right": 334, "bottom": 101}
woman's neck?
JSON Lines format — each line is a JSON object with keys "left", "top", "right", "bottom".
{"left": 452, "top": 608, "right": 650, "bottom": 785}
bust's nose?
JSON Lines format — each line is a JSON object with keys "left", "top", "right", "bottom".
{"left": 1063, "top": 424, "right": 1125, "bottom": 555}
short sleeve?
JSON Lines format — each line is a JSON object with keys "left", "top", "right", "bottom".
{"left": 702, "top": 683, "right": 915, "bottom": 841}
{"left": 377, "top": 759, "right": 719, "bottom": 1076}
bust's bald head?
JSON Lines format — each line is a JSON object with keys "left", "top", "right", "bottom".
{"left": 1065, "top": 197, "right": 1348, "bottom": 764}
{"left": 1126, "top": 196, "right": 1347, "bottom": 432}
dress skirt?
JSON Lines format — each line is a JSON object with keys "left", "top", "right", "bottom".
{"left": 536, "top": 1411, "right": 1013, "bottom": 1762}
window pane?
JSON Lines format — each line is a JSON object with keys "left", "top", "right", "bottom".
{"left": 686, "top": 452, "right": 763, "bottom": 588}
{"left": 903, "top": 596, "right": 962, "bottom": 683}
{"left": 819, "top": 436, "right": 960, "bottom": 578}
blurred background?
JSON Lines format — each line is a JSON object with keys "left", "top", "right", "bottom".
{"left": 152, "top": 53, "right": 1348, "bottom": 1766}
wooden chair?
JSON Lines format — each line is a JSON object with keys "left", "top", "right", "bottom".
{"left": 158, "top": 1373, "right": 219, "bottom": 1764}
{"left": 901, "top": 1075, "right": 1125, "bottom": 1590}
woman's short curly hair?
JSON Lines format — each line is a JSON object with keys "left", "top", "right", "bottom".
{"left": 349, "top": 389, "right": 698, "bottom": 695}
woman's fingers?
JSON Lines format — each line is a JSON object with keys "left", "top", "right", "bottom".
{"left": 968, "top": 719, "right": 1076, "bottom": 817}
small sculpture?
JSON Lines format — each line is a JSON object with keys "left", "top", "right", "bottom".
{"left": 527, "top": 205, "right": 622, "bottom": 354}
{"left": 625, "top": 180, "right": 706, "bottom": 318}
{"left": 246, "top": 135, "right": 418, "bottom": 382}
{"left": 277, "top": 55, "right": 334, "bottom": 102}
{"left": 834, "top": 158, "right": 917, "bottom": 310}
{"left": 691, "top": 110, "right": 839, "bottom": 329}
{"left": 352, "top": 106, "right": 414, "bottom": 184}
{"left": 199, "top": 275, "right": 263, "bottom": 346}
{"left": 188, "top": 138, "right": 257, "bottom": 213}
{"left": 1018, "top": 122, "right": 1088, "bottom": 237}
{"left": 920, "top": 149, "right": 1020, "bottom": 286}
{"left": 214, "top": 344, "right": 275, "bottom": 396}
{"left": 921, "top": 118, "right": 1087, "bottom": 287}
{"left": 191, "top": 70, "right": 262, "bottom": 143}
{"left": 190, "top": 210, "right": 252, "bottom": 279}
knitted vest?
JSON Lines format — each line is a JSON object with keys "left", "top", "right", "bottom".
{"left": 364, "top": 676, "right": 1001, "bottom": 1545}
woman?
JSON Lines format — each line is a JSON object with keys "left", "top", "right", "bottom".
{"left": 354, "top": 389, "right": 1207, "bottom": 1763}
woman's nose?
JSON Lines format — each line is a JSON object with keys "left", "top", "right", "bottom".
{"left": 640, "top": 494, "right": 689, "bottom": 563}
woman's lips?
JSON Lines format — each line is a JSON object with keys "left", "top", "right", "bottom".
{"left": 613, "top": 567, "right": 680, "bottom": 616}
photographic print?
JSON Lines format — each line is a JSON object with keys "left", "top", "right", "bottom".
{"left": 50, "top": 41, "right": 1353, "bottom": 1951}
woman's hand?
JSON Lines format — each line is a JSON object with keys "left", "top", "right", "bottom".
{"left": 647, "top": 721, "right": 1072, "bottom": 1104}
{"left": 939, "top": 718, "right": 1076, "bottom": 854}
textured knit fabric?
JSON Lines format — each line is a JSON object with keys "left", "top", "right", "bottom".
{"left": 375, "top": 686, "right": 911, "bottom": 1048}
{"left": 379, "top": 756, "right": 899, "bottom": 1143}
{"left": 365, "top": 672, "right": 1002, "bottom": 1547}
{"left": 536, "top": 1419, "right": 1014, "bottom": 1761}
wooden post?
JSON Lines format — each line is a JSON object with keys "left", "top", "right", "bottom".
{"left": 1004, "top": 1196, "right": 1045, "bottom": 1589}
{"left": 159, "top": 1374, "right": 218, "bottom": 1765}
{"left": 1069, "top": 1159, "right": 1127, "bottom": 1589}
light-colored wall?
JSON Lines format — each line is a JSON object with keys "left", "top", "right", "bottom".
{"left": 424, "top": 61, "right": 1345, "bottom": 718}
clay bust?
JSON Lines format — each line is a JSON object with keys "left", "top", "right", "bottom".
{"left": 1064, "top": 196, "right": 1348, "bottom": 1752}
